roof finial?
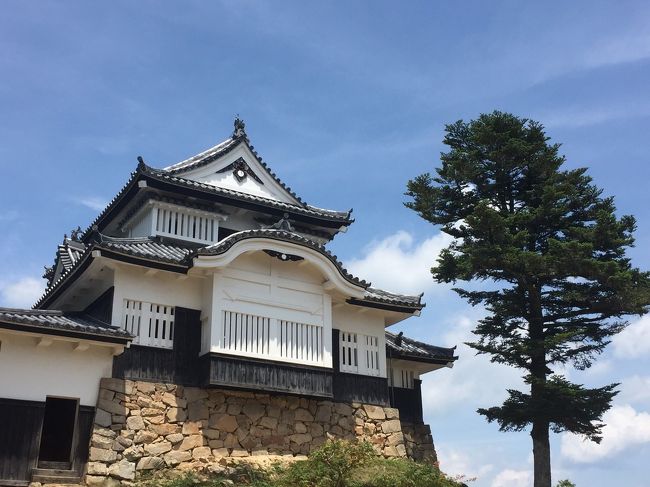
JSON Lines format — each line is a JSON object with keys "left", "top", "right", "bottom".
{"left": 69, "top": 226, "right": 82, "bottom": 241}
{"left": 136, "top": 156, "right": 147, "bottom": 171}
{"left": 233, "top": 115, "right": 246, "bottom": 138}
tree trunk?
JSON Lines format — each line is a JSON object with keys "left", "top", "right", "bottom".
{"left": 531, "top": 419, "right": 551, "bottom": 487}
{"left": 528, "top": 282, "right": 551, "bottom": 487}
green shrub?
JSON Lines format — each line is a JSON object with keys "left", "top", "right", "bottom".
{"left": 555, "top": 481, "right": 576, "bottom": 487}
{"left": 354, "top": 457, "right": 464, "bottom": 487}
{"left": 134, "top": 440, "right": 464, "bottom": 487}
{"left": 276, "top": 440, "right": 375, "bottom": 487}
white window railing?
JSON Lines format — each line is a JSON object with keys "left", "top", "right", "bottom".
{"left": 222, "top": 310, "right": 271, "bottom": 355}
{"left": 218, "top": 310, "right": 325, "bottom": 366}
{"left": 340, "top": 332, "right": 359, "bottom": 373}
{"left": 280, "top": 319, "right": 323, "bottom": 363}
{"left": 339, "top": 332, "right": 381, "bottom": 376}
{"left": 389, "top": 367, "right": 415, "bottom": 389}
{"left": 364, "top": 335, "right": 380, "bottom": 376}
{"left": 122, "top": 299, "right": 175, "bottom": 349}
{"left": 153, "top": 206, "right": 218, "bottom": 244}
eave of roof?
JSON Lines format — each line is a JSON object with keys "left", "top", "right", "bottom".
{"left": 347, "top": 288, "right": 425, "bottom": 314}
{"left": 81, "top": 161, "right": 353, "bottom": 243}
{"left": 36, "top": 231, "right": 423, "bottom": 317}
{"left": 0, "top": 308, "right": 132, "bottom": 344}
{"left": 141, "top": 162, "right": 353, "bottom": 222}
{"left": 385, "top": 331, "right": 458, "bottom": 364}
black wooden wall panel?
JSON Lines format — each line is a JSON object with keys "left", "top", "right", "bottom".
{"left": 72, "top": 406, "right": 95, "bottom": 476}
{"left": 83, "top": 287, "right": 114, "bottom": 323}
{"left": 173, "top": 308, "right": 202, "bottom": 386}
{"left": 389, "top": 380, "right": 424, "bottom": 423}
{"left": 206, "top": 354, "right": 333, "bottom": 398}
{"left": 112, "top": 307, "right": 202, "bottom": 385}
{"left": 0, "top": 399, "right": 44, "bottom": 483}
{"left": 331, "top": 328, "right": 390, "bottom": 406}
{"left": 332, "top": 373, "right": 390, "bottom": 406}
{"left": 0, "top": 400, "right": 95, "bottom": 483}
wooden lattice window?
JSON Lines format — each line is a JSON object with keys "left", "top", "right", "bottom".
{"left": 122, "top": 299, "right": 175, "bottom": 349}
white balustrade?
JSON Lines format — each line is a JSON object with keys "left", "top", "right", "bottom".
{"left": 122, "top": 299, "right": 175, "bottom": 349}
{"left": 339, "top": 331, "right": 381, "bottom": 376}
{"left": 222, "top": 310, "right": 271, "bottom": 356}
{"left": 339, "top": 331, "right": 359, "bottom": 373}
{"left": 279, "top": 319, "right": 323, "bottom": 363}
{"left": 154, "top": 206, "right": 218, "bottom": 244}
{"left": 218, "top": 310, "right": 325, "bottom": 366}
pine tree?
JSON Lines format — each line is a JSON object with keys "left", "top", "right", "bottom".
{"left": 405, "top": 111, "right": 650, "bottom": 487}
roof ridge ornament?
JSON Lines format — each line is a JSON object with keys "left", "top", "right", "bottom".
{"left": 70, "top": 226, "right": 83, "bottom": 242}
{"left": 233, "top": 116, "right": 247, "bottom": 139}
{"left": 266, "top": 213, "right": 294, "bottom": 232}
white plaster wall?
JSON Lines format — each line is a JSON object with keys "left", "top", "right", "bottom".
{"left": 333, "top": 305, "right": 388, "bottom": 378}
{"left": 111, "top": 265, "right": 204, "bottom": 327}
{"left": 0, "top": 332, "right": 114, "bottom": 406}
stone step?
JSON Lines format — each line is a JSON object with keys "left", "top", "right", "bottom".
{"left": 31, "top": 468, "right": 81, "bottom": 485}
{"left": 37, "top": 461, "right": 71, "bottom": 470}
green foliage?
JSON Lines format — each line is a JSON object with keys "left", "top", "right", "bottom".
{"left": 354, "top": 457, "right": 467, "bottom": 487}
{"left": 405, "top": 111, "right": 650, "bottom": 442}
{"left": 277, "top": 440, "right": 375, "bottom": 487}
{"left": 134, "top": 441, "right": 464, "bottom": 487}
{"left": 555, "top": 480, "right": 576, "bottom": 487}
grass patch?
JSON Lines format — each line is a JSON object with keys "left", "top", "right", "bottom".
{"left": 136, "top": 440, "right": 466, "bottom": 487}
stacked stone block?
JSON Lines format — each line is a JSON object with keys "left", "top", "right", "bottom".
{"left": 86, "top": 378, "right": 437, "bottom": 485}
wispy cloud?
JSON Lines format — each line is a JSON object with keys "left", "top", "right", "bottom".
{"left": 613, "top": 314, "right": 650, "bottom": 359}
{"left": 539, "top": 102, "right": 650, "bottom": 129}
{"left": 0, "top": 276, "right": 45, "bottom": 308}
{"left": 75, "top": 196, "right": 108, "bottom": 212}
{"left": 491, "top": 468, "right": 532, "bottom": 487}
{"left": 561, "top": 404, "right": 650, "bottom": 463}
{"left": 345, "top": 230, "right": 452, "bottom": 295}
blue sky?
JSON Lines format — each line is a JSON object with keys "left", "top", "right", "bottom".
{"left": 2, "top": 1, "right": 650, "bottom": 485}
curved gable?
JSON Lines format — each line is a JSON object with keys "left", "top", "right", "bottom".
{"left": 192, "top": 229, "right": 369, "bottom": 299}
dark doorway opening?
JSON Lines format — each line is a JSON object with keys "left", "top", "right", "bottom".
{"left": 38, "top": 397, "right": 78, "bottom": 466}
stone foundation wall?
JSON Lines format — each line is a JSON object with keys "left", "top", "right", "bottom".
{"left": 86, "top": 378, "right": 438, "bottom": 485}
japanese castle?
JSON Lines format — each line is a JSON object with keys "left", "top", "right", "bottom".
{"left": 0, "top": 119, "right": 457, "bottom": 485}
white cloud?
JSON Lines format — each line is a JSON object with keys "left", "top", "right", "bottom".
{"left": 76, "top": 196, "right": 108, "bottom": 212}
{"left": 613, "top": 315, "right": 650, "bottom": 359}
{"left": 583, "top": 31, "right": 650, "bottom": 70}
{"left": 421, "top": 314, "right": 521, "bottom": 415}
{"left": 0, "top": 276, "right": 46, "bottom": 308}
{"left": 437, "top": 446, "right": 493, "bottom": 480}
{"left": 345, "top": 230, "right": 452, "bottom": 295}
{"left": 491, "top": 469, "right": 532, "bottom": 487}
{"left": 561, "top": 404, "right": 650, "bottom": 463}
{"left": 619, "top": 376, "right": 650, "bottom": 405}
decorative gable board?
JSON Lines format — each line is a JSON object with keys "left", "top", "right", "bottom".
{"left": 170, "top": 142, "right": 301, "bottom": 206}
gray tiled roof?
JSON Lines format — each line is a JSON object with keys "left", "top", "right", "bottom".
{"left": 141, "top": 162, "right": 352, "bottom": 221}
{"left": 164, "top": 137, "right": 239, "bottom": 173}
{"left": 58, "top": 240, "right": 85, "bottom": 272}
{"left": 0, "top": 308, "right": 132, "bottom": 341}
{"left": 96, "top": 235, "right": 193, "bottom": 265}
{"left": 81, "top": 153, "right": 352, "bottom": 244}
{"left": 363, "top": 288, "right": 424, "bottom": 309}
{"left": 36, "top": 231, "right": 426, "bottom": 313}
{"left": 386, "top": 330, "right": 457, "bottom": 363}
